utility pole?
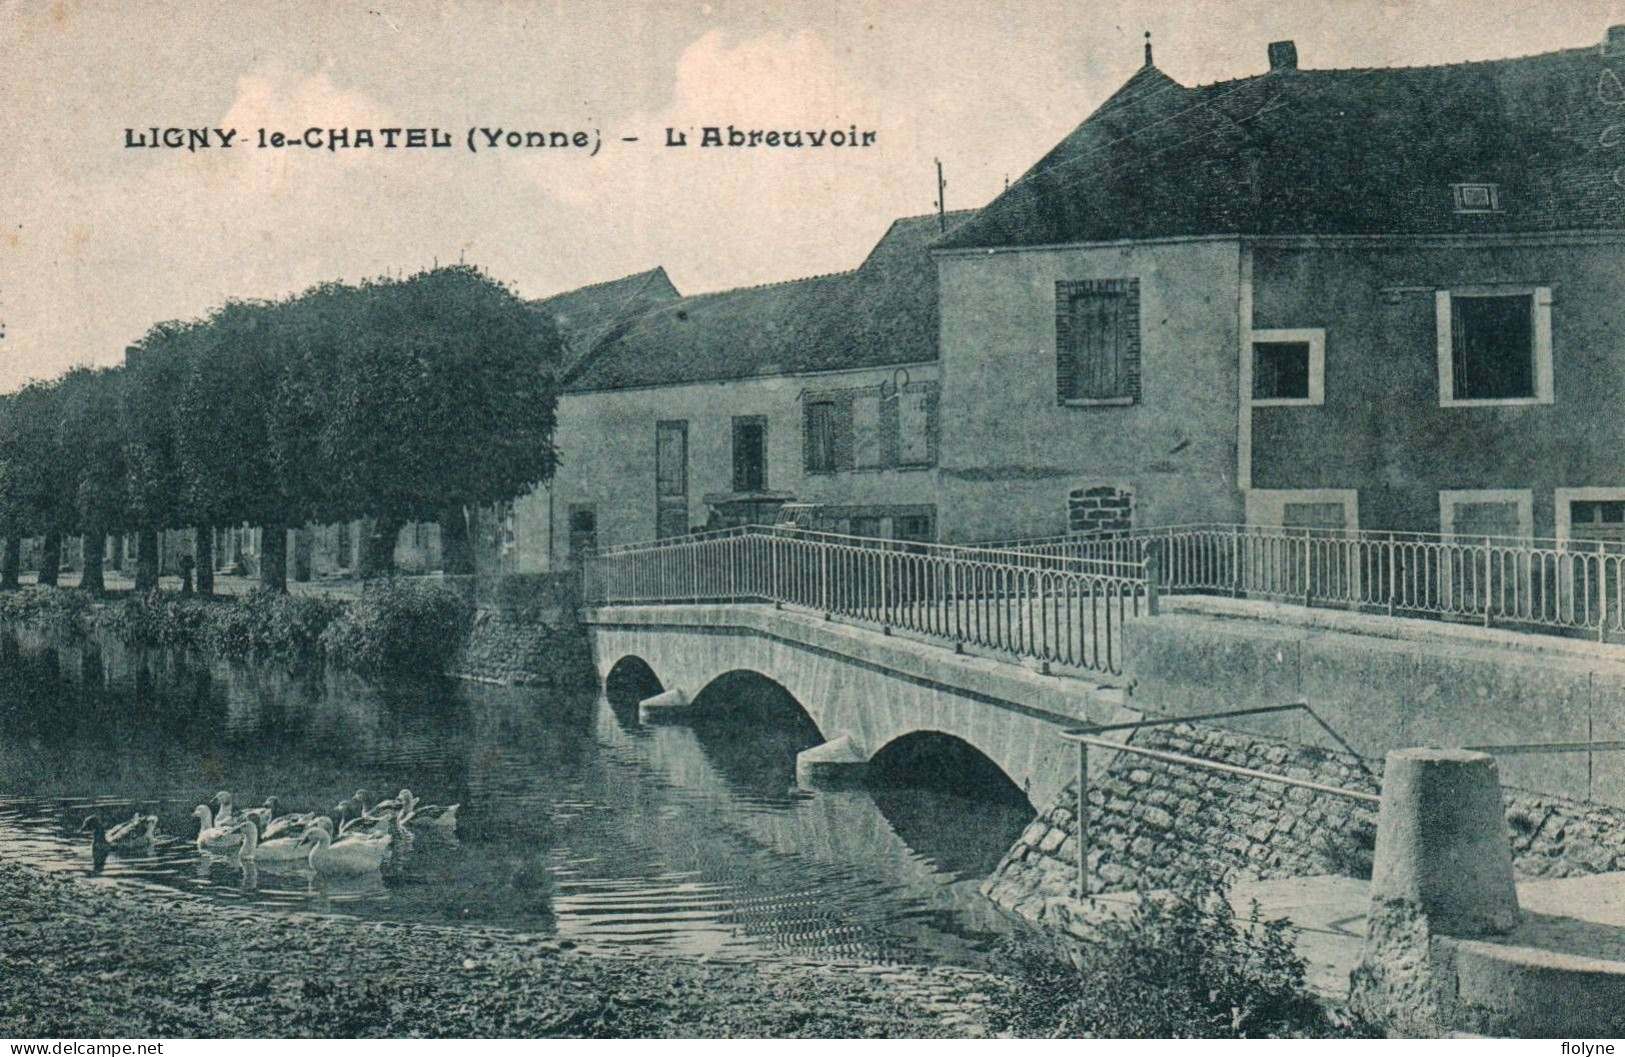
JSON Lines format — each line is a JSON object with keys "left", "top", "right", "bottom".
{"left": 934, "top": 158, "right": 947, "bottom": 232}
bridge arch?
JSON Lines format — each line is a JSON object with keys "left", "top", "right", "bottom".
{"left": 689, "top": 670, "right": 824, "bottom": 736}
{"left": 687, "top": 670, "right": 826, "bottom": 799}
{"left": 585, "top": 616, "right": 1079, "bottom": 807}
{"left": 603, "top": 654, "right": 663, "bottom": 708}
{"left": 868, "top": 730, "right": 1034, "bottom": 814}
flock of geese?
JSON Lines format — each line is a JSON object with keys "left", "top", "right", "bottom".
{"left": 79, "top": 789, "right": 460, "bottom": 875}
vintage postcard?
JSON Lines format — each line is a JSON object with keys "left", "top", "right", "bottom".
{"left": 3, "top": 0, "right": 1625, "bottom": 1044}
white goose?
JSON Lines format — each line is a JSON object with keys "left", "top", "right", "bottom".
{"left": 299, "top": 828, "right": 392, "bottom": 875}
{"left": 396, "top": 790, "right": 460, "bottom": 835}
{"left": 210, "top": 791, "right": 235, "bottom": 826}
{"left": 232, "top": 818, "right": 315, "bottom": 867}
{"left": 192, "top": 804, "right": 243, "bottom": 853}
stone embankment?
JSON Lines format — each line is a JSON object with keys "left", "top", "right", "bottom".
{"left": 0, "top": 859, "right": 993, "bottom": 1039}
{"left": 987, "top": 721, "right": 1625, "bottom": 925}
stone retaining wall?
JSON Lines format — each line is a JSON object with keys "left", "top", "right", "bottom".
{"left": 985, "top": 722, "right": 1625, "bottom": 924}
{"left": 448, "top": 608, "right": 594, "bottom": 688}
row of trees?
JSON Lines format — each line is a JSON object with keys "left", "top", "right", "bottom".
{"left": 0, "top": 266, "right": 564, "bottom": 593}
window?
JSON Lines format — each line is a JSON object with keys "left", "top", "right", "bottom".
{"left": 1245, "top": 489, "right": 1359, "bottom": 531}
{"left": 655, "top": 420, "right": 688, "bottom": 539}
{"left": 805, "top": 401, "right": 837, "bottom": 472}
{"left": 1439, "top": 490, "right": 1532, "bottom": 542}
{"left": 848, "top": 516, "right": 884, "bottom": 538}
{"left": 1436, "top": 288, "right": 1553, "bottom": 407}
{"left": 898, "top": 389, "right": 933, "bottom": 466}
{"left": 1254, "top": 343, "right": 1308, "bottom": 399}
{"left": 892, "top": 514, "right": 933, "bottom": 542}
{"left": 852, "top": 394, "right": 882, "bottom": 469}
{"left": 732, "top": 416, "right": 767, "bottom": 492}
{"left": 568, "top": 504, "right": 598, "bottom": 560}
{"left": 1452, "top": 183, "right": 1501, "bottom": 214}
{"left": 1556, "top": 489, "right": 1625, "bottom": 546}
{"left": 1056, "top": 278, "right": 1141, "bottom": 405}
{"left": 1250, "top": 328, "right": 1325, "bottom": 406}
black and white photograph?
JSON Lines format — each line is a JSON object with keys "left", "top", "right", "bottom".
{"left": 4, "top": 0, "right": 1625, "bottom": 1043}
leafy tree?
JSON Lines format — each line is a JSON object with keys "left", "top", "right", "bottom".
{"left": 56, "top": 367, "right": 128, "bottom": 595}
{"left": 0, "top": 382, "right": 63, "bottom": 589}
{"left": 314, "top": 266, "right": 563, "bottom": 576}
{"left": 122, "top": 322, "right": 196, "bottom": 590}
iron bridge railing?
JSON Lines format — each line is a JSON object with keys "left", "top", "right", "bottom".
{"left": 978, "top": 522, "right": 1625, "bottom": 643}
{"left": 584, "top": 525, "right": 1154, "bottom": 676}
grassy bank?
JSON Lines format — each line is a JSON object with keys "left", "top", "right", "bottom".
{"left": 0, "top": 859, "right": 990, "bottom": 1038}
{"left": 0, "top": 581, "right": 483, "bottom": 676}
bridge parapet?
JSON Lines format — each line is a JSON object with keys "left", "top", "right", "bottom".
{"left": 586, "top": 525, "right": 1151, "bottom": 677}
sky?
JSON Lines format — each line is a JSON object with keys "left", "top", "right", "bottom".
{"left": 3, "top": 0, "right": 1624, "bottom": 391}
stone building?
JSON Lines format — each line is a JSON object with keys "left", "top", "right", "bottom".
{"left": 511, "top": 211, "right": 968, "bottom": 569}
{"left": 933, "top": 26, "right": 1625, "bottom": 544}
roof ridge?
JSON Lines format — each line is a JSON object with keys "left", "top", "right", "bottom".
{"left": 1187, "top": 40, "right": 1603, "bottom": 91}
{"left": 673, "top": 268, "right": 857, "bottom": 304}
{"left": 530, "top": 265, "right": 670, "bottom": 305}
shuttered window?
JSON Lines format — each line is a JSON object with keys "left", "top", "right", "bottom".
{"left": 805, "top": 401, "right": 837, "bottom": 472}
{"left": 1056, "top": 279, "right": 1141, "bottom": 405}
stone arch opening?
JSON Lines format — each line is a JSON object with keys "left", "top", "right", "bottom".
{"left": 604, "top": 655, "right": 663, "bottom": 718}
{"left": 866, "top": 731, "right": 1035, "bottom": 878}
{"left": 687, "top": 670, "right": 825, "bottom": 800}
{"left": 868, "top": 731, "right": 1032, "bottom": 810}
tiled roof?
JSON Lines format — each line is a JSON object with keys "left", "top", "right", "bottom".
{"left": 566, "top": 211, "right": 974, "bottom": 391}
{"left": 940, "top": 35, "right": 1625, "bottom": 249}
{"left": 529, "top": 267, "right": 681, "bottom": 379}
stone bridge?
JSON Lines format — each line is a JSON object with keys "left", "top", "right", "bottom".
{"left": 584, "top": 602, "right": 1130, "bottom": 809}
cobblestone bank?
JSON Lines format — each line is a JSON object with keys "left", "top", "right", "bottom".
{"left": 985, "top": 723, "right": 1625, "bottom": 922}
{"left": 447, "top": 608, "right": 595, "bottom": 688}
{"left": 0, "top": 859, "right": 993, "bottom": 1038}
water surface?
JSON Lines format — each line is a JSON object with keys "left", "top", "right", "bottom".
{"left": 0, "top": 629, "right": 1029, "bottom": 966}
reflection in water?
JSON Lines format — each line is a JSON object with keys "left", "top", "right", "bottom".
{"left": 0, "top": 628, "right": 1025, "bottom": 966}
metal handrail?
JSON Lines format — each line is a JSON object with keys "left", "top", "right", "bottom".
{"left": 585, "top": 524, "right": 1153, "bottom": 675}
{"left": 980, "top": 522, "right": 1625, "bottom": 643}
{"left": 1061, "top": 703, "right": 1380, "bottom": 898}
{"left": 595, "top": 523, "right": 1144, "bottom": 575}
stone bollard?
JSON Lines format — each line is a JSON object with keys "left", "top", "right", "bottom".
{"left": 795, "top": 734, "right": 869, "bottom": 789}
{"left": 1369, "top": 747, "right": 1519, "bottom": 937}
{"left": 637, "top": 688, "right": 690, "bottom": 724}
{"left": 1351, "top": 747, "right": 1521, "bottom": 1036}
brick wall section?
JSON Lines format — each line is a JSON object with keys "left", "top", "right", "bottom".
{"left": 985, "top": 722, "right": 1625, "bottom": 923}
{"left": 1067, "top": 485, "right": 1135, "bottom": 533}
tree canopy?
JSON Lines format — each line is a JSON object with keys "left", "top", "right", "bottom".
{"left": 0, "top": 265, "right": 565, "bottom": 591}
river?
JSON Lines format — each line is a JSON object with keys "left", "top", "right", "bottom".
{"left": 0, "top": 629, "right": 1031, "bottom": 967}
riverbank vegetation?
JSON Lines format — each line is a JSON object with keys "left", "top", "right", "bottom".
{"left": 0, "top": 265, "right": 563, "bottom": 593}
{"left": 3, "top": 580, "right": 476, "bottom": 674}
{"left": 985, "top": 875, "right": 1368, "bottom": 1039}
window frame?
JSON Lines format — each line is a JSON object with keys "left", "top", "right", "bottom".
{"left": 1244, "top": 488, "right": 1360, "bottom": 531}
{"left": 1055, "top": 278, "right": 1141, "bottom": 407}
{"left": 1435, "top": 286, "right": 1554, "bottom": 408}
{"left": 731, "top": 415, "right": 768, "bottom": 493}
{"left": 804, "top": 400, "right": 838, "bottom": 474}
{"left": 1249, "top": 328, "right": 1325, "bottom": 408}
{"left": 1451, "top": 183, "right": 1501, "bottom": 214}
{"left": 1438, "top": 488, "right": 1533, "bottom": 543}
{"left": 1555, "top": 488, "right": 1625, "bottom": 547}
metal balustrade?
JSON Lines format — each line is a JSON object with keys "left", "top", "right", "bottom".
{"left": 979, "top": 523, "right": 1625, "bottom": 642}
{"left": 585, "top": 525, "right": 1152, "bottom": 675}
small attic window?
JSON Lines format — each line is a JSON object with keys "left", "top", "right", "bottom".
{"left": 1452, "top": 183, "right": 1501, "bottom": 214}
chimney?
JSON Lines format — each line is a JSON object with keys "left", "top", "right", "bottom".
{"left": 1607, "top": 25, "right": 1625, "bottom": 56}
{"left": 1268, "top": 40, "right": 1298, "bottom": 71}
